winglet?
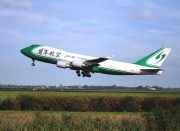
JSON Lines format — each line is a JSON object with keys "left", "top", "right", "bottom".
{"left": 104, "top": 55, "right": 114, "bottom": 59}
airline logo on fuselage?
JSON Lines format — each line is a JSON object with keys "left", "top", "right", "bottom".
{"left": 32, "top": 47, "right": 88, "bottom": 60}
{"left": 37, "top": 48, "right": 61, "bottom": 57}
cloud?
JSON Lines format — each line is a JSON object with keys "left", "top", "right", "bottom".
{"left": 138, "top": 1, "right": 180, "bottom": 19}
{"left": 132, "top": 11, "right": 155, "bottom": 19}
{"left": 52, "top": 36, "right": 60, "bottom": 42}
{"left": 1, "top": 0, "right": 32, "bottom": 10}
{"left": 112, "top": 0, "right": 133, "bottom": 6}
{"left": 63, "top": 28, "right": 100, "bottom": 34}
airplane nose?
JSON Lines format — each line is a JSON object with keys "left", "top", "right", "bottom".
{"left": 20, "top": 47, "right": 29, "bottom": 56}
{"left": 21, "top": 44, "right": 40, "bottom": 57}
{"left": 20, "top": 48, "right": 25, "bottom": 55}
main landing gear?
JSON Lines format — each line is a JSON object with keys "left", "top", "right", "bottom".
{"left": 31, "top": 59, "right": 35, "bottom": 66}
{"left": 76, "top": 70, "right": 81, "bottom": 77}
{"left": 76, "top": 70, "right": 91, "bottom": 77}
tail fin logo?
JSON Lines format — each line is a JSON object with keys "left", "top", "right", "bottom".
{"left": 134, "top": 47, "right": 171, "bottom": 68}
{"left": 155, "top": 51, "right": 166, "bottom": 64}
{"left": 146, "top": 48, "right": 169, "bottom": 68}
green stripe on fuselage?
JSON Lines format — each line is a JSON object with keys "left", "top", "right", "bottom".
{"left": 92, "top": 67, "right": 135, "bottom": 75}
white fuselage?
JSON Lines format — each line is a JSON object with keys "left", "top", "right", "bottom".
{"left": 32, "top": 46, "right": 163, "bottom": 75}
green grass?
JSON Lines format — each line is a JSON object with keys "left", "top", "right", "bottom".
{"left": 0, "top": 90, "right": 179, "bottom": 100}
{"left": 0, "top": 111, "right": 144, "bottom": 131}
{"left": 0, "top": 110, "right": 143, "bottom": 116}
{"left": 0, "top": 106, "right": 179, "bottom": 131}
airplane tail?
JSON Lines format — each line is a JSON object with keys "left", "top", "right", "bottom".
{"left": 134, "top": 47, "right": 171, "bottom": 68}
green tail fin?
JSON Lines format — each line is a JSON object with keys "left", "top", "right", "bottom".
{"left": 134, "top": 47, "right": 171, "bottom": 68}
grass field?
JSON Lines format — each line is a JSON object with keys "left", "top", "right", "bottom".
{"left": 0, "top": 111, "right": 145, "bottom": 131}
{"left": 0, "top": 89, "right": 179, "bottom": 130}
{"left": 0, "top": 110, "right": 143, "bottom": 122}
{"left": 0, "top": 89, "right": 179, "bottom": 100}
{"left": 0, "top": 108, "right": 179, "bottom": 131}
{"left": 0, "top": 111, "right": 142, "bottom": 123}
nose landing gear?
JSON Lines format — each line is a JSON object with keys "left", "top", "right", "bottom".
{"left": 32, "top": 59, "right": 35, "bottom": 66}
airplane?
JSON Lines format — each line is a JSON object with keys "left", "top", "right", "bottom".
{"left": 21, "top": 44, "right": 171, "bottom": 77}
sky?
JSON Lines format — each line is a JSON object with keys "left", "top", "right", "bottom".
{"left": 0, "top": 0, "right": 180, "bottom": 88}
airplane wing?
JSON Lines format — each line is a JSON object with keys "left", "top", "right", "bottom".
{"left": 84, "top": 55, "right": 114, "bottom": 66}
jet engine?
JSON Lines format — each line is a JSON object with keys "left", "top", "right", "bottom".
{"left": 71, "top": 60, "right": 85, "bottom": 68}
{"left": 57, "top": 61, "right": 70, "bottom": 68}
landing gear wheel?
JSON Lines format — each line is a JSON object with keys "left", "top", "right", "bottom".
{"left": 76, "top": 70, "right": 80, "bottom": 74}
{"left": 76, "top": 70, "right": 81, "bottom": 77}
{"left": 87, "top": 74, "right": 91, "bottom": 77}
{"left": 32, "top": 59, "right": 35, "bottom": 66}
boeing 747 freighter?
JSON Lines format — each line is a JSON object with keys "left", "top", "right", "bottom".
{"left": 21, "top": 45, "right": 171, "bottom": 77}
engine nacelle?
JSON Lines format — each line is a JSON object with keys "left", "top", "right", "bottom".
{"left": 71, "top": 60, "right": 85, "bottom": 68}
{"left": 57, "top": 61, "right": 70, "bottom": 68}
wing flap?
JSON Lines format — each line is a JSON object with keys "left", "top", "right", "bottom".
{"left": 140, "top": 69, "right": 164, "bottom": 72}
